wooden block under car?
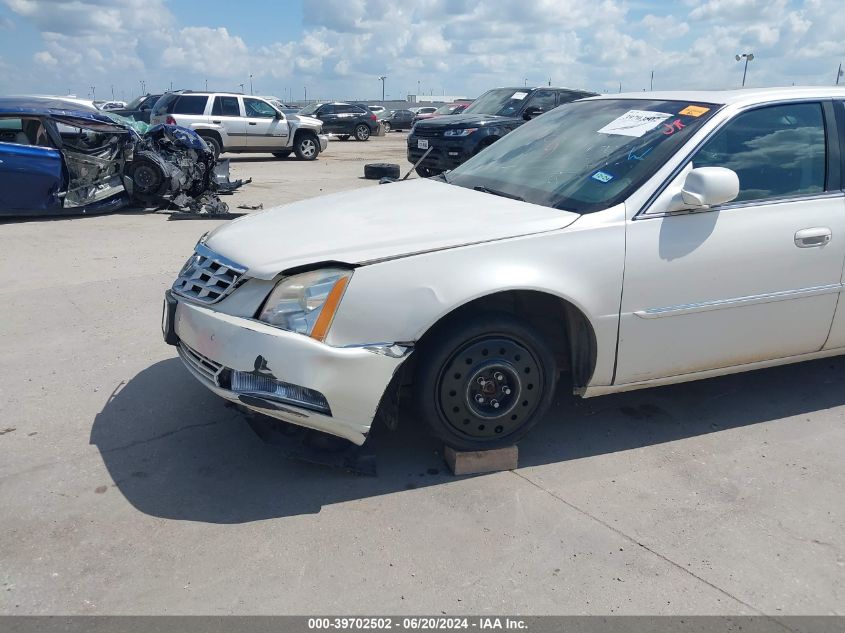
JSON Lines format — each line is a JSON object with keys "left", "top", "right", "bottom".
{"left": 444, "top": 445, "right": 518, "bottom": 475}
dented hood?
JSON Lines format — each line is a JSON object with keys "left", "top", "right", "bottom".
{"left": 205, "top": 178, "right": 579, "bottom": 279}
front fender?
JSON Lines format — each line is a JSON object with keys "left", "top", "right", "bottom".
{"left": 326, "top": 206, "right": 626, "bottom": 387}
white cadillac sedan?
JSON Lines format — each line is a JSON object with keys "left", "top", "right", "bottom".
{"left": 163, "top": 87, "right": 845, "bottom": 451}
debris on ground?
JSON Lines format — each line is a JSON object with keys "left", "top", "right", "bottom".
{"left": 237, "top": 203, "right": 264, "bottom": 210}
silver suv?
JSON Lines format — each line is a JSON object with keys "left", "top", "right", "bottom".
{"left": 150, "top": 91, "right": 328, "bottom": 161}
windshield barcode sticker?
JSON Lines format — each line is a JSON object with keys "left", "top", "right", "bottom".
{"left": 597, "top": 110, "right": 672, "bottom": 137}
{"left": 511, "top": 92, "right": 528, "bottom": 100}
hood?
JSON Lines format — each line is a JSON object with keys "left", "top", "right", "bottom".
{"left": 415, "top": 112, "right": 517, "bottom": 129}
{"left": 205, "top": 178, "right": 579, "bottom": 280}
{"left": 289, "top": 114, "right": 322, "bottom": 128}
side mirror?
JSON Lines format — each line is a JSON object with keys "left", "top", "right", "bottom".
{"left": 275, "top": 111, "right": 284, "bottom": 119}
{"left": 667, "top": 167, "right": 739, "bottom": 213}
{"left": 523, "top": 106, "right": 544, "bottom": 120}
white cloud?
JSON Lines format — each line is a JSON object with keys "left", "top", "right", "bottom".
{"left": 33, "top": 50, "right": 56, "bottom": 66}
{"left": 2, "top": 0, "right": 845, "bottom": 99}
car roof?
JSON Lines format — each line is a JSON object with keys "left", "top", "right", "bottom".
{"left": 0, "top": 96, "right": 115, "bottom": 122}
{"left": 589, "top": 86, "right": 845, "bottom": 107}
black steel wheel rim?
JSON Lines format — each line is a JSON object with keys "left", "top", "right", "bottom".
{"left": 437, "top": 336, "right": 543, "bottom": 440}
{"left": 134, "top": 164, "right": 160, "bottom": 193}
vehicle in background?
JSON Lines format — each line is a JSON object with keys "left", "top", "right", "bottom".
{"left": 164, "top": 87, "right": 845, "bottom": 452}
{"left": 377, "top": 109, "right": 415, "bottom": 132}
{"left": 408, "top": 86, "right": 596, "bottom": 176}
{"left": 96, "top": 101, "right": 127, "bottom": 111}
{"left": 298, "top": 102, "right": 379, "bottom": 141}
{"left": 0, "top": 97, "right": 236, "bottom": 216}
{"left": 112, "top": 94, "right": 162, "bottom": 123}
{"left": 367, "top": 105, "right": 386, "bottom": 114}
{"left": 409, "top": 106, "right": 438, "bottom": 116}
{"left": 263, "top": 97, "right": 300, "bottom": 116}
{"left": 413, "top": 102, "right": 470, "bottom": 123}
{"left": 150, "top": 91, "right": 328, "bottom": 160}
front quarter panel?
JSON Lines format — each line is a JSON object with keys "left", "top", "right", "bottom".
{"left": 327, "top": 205, "right": 626, "bottom": 387}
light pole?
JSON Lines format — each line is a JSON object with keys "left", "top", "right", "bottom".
{"left": 523, "top": 77, "right": 527, "bottom": 86}
{"left": 249, "top": 74, "right": 254, "bottom": 95}
{"left": 735, "top": 53, "right": 754, "bottom": 87}
{"left": 837, "top": 63, "right": 843, "bottom": 86}
{"left": 304, "top": 86, "right": 307, "bottom": 103}
{"left": 238, "top": 83, "right": 245, "bottom": 93}
{"left": 650, "top": 70, "right": 654, "bottom": 91}
{"left": 378, "top": 76, "right": 387, "bottom": 102}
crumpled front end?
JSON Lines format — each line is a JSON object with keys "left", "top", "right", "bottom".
{"left": 127, "top": 124, "right": 243, "bottom": 214}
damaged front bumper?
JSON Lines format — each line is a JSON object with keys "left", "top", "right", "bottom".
{"left": 164, "top": 291, "right": 409, "bottom": 445}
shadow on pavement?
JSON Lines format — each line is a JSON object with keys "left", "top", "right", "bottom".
{"left": 91, "top": 355, "right": 845, "bottom": 524}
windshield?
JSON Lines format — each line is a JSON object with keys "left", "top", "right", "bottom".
{"left": 299, "top": 103, "right": 320, "bottom": 115}
{"left": 124, "top": 96, "right": 144, "bottom": 110}
{"left": 447, "top": 98, "right": 720, "bottom": 214}
{"left": 435, "top": 104, "right": 459, "bottom": 115}
{"left": 463, "top": 88, "right": 535, "bottom": 117}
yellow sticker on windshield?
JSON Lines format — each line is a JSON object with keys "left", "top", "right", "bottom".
{"left": 679, "top": 105, "right": 710, "bottom": 117}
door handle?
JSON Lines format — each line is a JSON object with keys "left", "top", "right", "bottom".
{"left": 795, "top": 227, "right": 832, "bottom": 248}
{"left": 248, "top": 122, "right": 257, "bottom": 126}
{"left": 212, "top": 120, "right": 221, "bottom": 124}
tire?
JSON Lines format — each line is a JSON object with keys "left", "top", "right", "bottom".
{"left": 128, "top": 156, "right": 167, "bottom": 201}
{"left": 364, "top": 163, "right": 400, "bottom": 180}
{"left": 415, "top": 165, "right": 438, "bottom": 178}
{"left": 338, "top": 135, "right": 350, "bottom": 141}
{"left": 354, "top": 124, "right": 371, "bottom": 141}
{"left": 414, "top": 313, "right": 557, "bottom": 451}
{"left": 198, "top": 134, "right": 221, "bottom": 160}
{"left": 294, "top": 133, "right": 319, "bottom": 161}
{"left": 273, "top": 151, "right": 292, "bottom": 159}
{"left": 382, "top": 121, "right": 391, "bottom": 133}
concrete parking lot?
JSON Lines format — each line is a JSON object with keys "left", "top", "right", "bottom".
{"left": 0, "top": 132, "right": 843, "bottom": 615}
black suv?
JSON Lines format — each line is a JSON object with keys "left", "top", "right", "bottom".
{"left": 407, "top": 86, "right": 596, "bottom": 176}
{"left": 112, "top": 94, "right": 162, "bottom": 123}
{"left": 299, "top": 102, "right": 380, "bottom": 141}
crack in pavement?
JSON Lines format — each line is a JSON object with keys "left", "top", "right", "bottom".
{"left": 510, "top": 469, "right": 777, "bottom": 618}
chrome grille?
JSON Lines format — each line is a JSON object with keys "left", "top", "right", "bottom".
{"left": 178, "top": 342, "right": 224, "bottom": 385}
{"left": 172, "top": 243, "right": 247, "bottom": 304}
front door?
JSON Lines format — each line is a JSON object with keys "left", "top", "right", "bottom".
{"left": 616, "top": 101, "right": 845, "bottom": 384}
{"left": 243, "top": 97, "right": 288, "bottom": 149}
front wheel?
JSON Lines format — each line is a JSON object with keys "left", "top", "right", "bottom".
{"left": 382, "top": 121, "right": 391, "bottom": 133}
{"left": 415, "top": 165, "right": 438, "bottom": 178}
{"left": 294, "top": 134, "right": 319, "bottom": 160}
{"left": 414, "top": 314, "right": 557, "bottom": 451}
{"left": 354, "top": 124, "right": 370, "bottom": 141}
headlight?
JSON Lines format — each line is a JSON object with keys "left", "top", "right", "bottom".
{"left": 258, "top": 268, "right": 352, "bottom": 341}
{"left": 444, "top": 128, "right": 478, "bottom": 137}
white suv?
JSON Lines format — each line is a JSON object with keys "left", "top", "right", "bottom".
{"left": 150, "top": 91, "right": 328, "bottom": 161}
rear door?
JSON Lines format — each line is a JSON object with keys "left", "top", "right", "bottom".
{"left": 0, "top": 118, "right": 64, "bottom": 212}
{"left": 211, "top": 96, "right": 247, "bottom": 150}
{"left": 315, "top": 104, "right": 339, "bottom": 133}
{"left": 243, "top": 97, "right": 288, "bottom": 149}
{"left": 335, "top": 104, "right": 365, "bottom": 134}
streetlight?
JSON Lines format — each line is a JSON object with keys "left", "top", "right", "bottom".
{"left": 735, "top": 53, "right": 754, "bottom": 87}
{"left": 249, "top": 74, "right": 254, "bottom": 95}
{"left": 304, "top": 86, "right": 307, "bottom": 103}
{"left": 523, "top": 77, "right": 527, "bottom": 86}
{"left": 238, "top": 83, "right": 245, "bottom": 93}
{"left": 378, "top": 76, "right": 387, "bottom": 102}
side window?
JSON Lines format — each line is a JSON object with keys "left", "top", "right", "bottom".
{"left": 524, "top": 90, "right": 556, "bottom": 112}
{"left": 211, "top": 96, "right": 240, "bottom": 117}
{"left": 557, "top": 91, "right": 586, "bottom": 105}
{"left": 335, "top": 105, "right": 357, "bottom": 114}
{"left": 693, "top": 102, "right": 826, "bottom": 202}
{"left": 243, "top": 98, "right": 277, "bottom": 118}
{"left": 319, "top": 105, "right": 335, "bottom": 115}
{"left": 173, "top": 95, "right": 210, "bottom": 115}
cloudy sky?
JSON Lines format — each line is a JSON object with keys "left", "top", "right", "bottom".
{"left": 0, "top": 0, "right": 843, "bottom": 102}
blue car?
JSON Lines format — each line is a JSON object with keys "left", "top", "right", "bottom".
{"left": 0, "top": 97, "right": 221, "bottom": 217}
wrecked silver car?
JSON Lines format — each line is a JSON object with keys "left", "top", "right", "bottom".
{"left": 0, "top": 97, "right": 243, "bottom": 216}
